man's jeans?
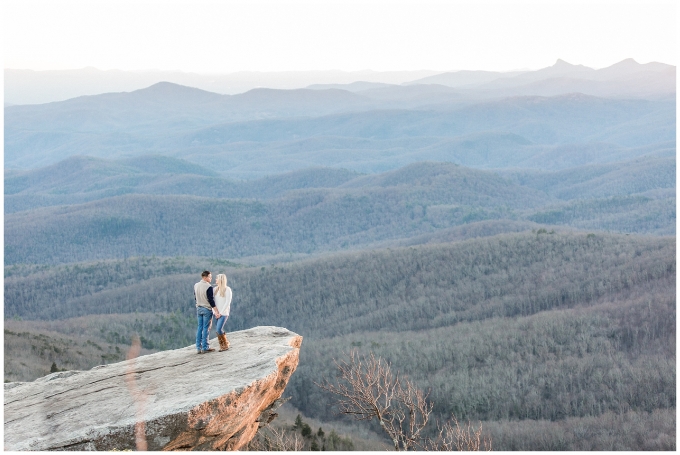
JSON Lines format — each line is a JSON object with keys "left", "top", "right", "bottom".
{"left": 196, "top": 306, "right": 212, "bottom": 351}
{"left": 215, "top": 315, "right": 228, "bottom": 335}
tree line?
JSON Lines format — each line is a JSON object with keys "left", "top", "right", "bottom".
{"left": 6, "top": 232, "right": 674, "bottom": 334}
{"left": 6, "top": 159, "right": 674, "bottom": 265}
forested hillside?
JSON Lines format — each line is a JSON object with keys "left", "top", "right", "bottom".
{"left": 5, "top": 161, "right": 551, "bottom": 264}
{"left": 5, "top": 158, "right": 675, "bottom": 265}
{"left": 504, "top": 155, "right": 675, "bottom": 200}
{"left": 4, "top": 156, "right": 365, "bottom": 213}
{"left": 527, "top": 194, "right": 674, "bottom": 235}
{"left": 4, "top": 232, "right": 675, "bottom": 449}
{"left": 7, "top": 231, "right": 673, "bottom": 331}
{"left": 9, "top": 153, "right": 675, "bottom": 213}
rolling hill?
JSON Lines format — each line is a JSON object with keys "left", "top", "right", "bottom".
{"left": 6, "top": 156, "right": 674, "bottom": 264}
{"left": 503, "top": 155, "right": 676, "bottom": 200}
{"left": 5, "top": 161, "right": 555, "bottom": 265}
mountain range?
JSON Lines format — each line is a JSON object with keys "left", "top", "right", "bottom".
{"left": 5, "top": 86, "right": 675, "bottom": 175}
{"left": 402, "top": 58, "right": 674, "bottom": 101}
{"left": 4, "top": 68, "right": 441, "bottom": 105}
{"left": 6, "top": 58, "right": 674, "bottom": 106}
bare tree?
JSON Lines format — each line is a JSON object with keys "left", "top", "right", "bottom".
{"left": 247, "top": 426, "right": 305, "bottom": 451}
{"left": 318, "top": 350, "right": 491, "bottom": 451}
{"left": 431, "top": 415, "right": 492, "bottom": 451}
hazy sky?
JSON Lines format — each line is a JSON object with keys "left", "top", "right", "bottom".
{"left": 3, "top": 0, "right": 677, "bottom": 73}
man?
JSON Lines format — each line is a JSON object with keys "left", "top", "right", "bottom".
{"left": 194, "top": 270, "right": 221, "bottom": 354}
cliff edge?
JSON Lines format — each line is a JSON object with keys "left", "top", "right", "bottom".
{"left": 4, "top": 326, "right": 303, "bottom": 451}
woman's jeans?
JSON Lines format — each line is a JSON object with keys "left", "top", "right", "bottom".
{"left": 215, "top": 315, "right": 228, "bottom": 335}
{"left": 196, "top": 306, "right": 212, "bottom": 351}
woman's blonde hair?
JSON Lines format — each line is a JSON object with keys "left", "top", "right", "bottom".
{"left": 215, "top": 274, "right": 228, "bottom": 297}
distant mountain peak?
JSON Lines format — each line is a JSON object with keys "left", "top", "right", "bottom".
{"left": 606, "top": 58, "right": 640, "bottom": 69}
{"left": 547, "top": 59, "right": 592, "bottom": 73}
{"left": 130, "top": 81, "right": 223, "bottom": 101}
{"left": 553, "top": 59, "right": 575, "bottom": 67}
{"left": 596, "top": 58, "right": 675, "bottom": 76}
{"left": 142, "top": 81, "right": 197, "bottom": 91}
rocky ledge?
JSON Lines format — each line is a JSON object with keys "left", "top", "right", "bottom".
{"left": 4, "top": 326, "right": 302, "bottom": 451}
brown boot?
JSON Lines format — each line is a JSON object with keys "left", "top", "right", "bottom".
{"left": 218, "top": 333, "right": 230, "bottom": 351}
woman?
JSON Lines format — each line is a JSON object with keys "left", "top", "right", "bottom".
{"left": 213, "top": 273, "right": 232, "bottom": 351}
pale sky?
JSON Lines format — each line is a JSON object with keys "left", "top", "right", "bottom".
{"left": 3, "top": 0, "right": 678, "bottom": 73}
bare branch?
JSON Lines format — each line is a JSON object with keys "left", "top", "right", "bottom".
{"left": 247, "top": 426, "right": 305, "bottom": 451}
{"left": 316, "top": 350, "right": 434, "bottom": 451}
{"left": 429, "top": 415, "right": 492, "bottom": 451}
{"left": 318, "top": 351, "right": 493, "bottom": 451}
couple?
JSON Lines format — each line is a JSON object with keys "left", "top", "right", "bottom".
{"left": 194, "top": 270, "right": 232, "bottom": 354}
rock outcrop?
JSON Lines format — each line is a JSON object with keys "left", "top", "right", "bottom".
{"left": 4, "top": 326, "right": 302, "bottom": 451}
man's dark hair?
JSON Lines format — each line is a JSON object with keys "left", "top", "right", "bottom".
{"left": 201, "top": 270, "right": 211, "bottom": 278}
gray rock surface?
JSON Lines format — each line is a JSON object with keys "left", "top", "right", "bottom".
{"left": 4, "top": 326, "right": 302, "bottom": 451}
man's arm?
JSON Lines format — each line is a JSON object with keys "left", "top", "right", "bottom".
{"left": 207, "top": 286, "right": 216, "bottom": 307}
{"left": 207, "top": 287, "right": 221, "bottom": 317}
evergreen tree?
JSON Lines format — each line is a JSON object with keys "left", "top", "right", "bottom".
{"left": 293, "top": 414, "right": 303, "bottom": 430}
{"left": 301, "top": 423, "right": 312, "bottom": 438}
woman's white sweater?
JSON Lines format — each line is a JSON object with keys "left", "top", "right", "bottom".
{"left": 213, "top": 286, "right": 232, "bottom": 317}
